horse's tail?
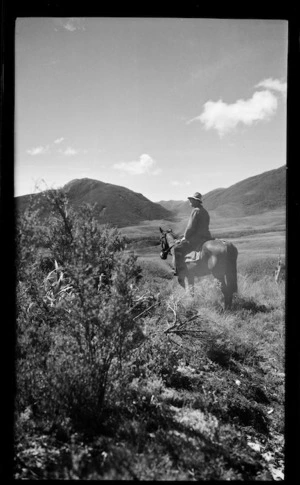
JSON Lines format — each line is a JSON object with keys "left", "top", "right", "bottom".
{"left": 226, "top": 243, "right": 238, "bottom": 294}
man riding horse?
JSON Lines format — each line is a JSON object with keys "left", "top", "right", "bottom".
{"left": 173, "top": 192, "right": 212, "bottom": 275}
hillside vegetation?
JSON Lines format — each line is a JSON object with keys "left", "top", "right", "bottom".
{"left": 158, "top": 188, "right": 225, "bottom": 216}
{"left": 158, "top": 166, "right": 286, "bottom": 218}
{"left": 16, "top": 178, "right": 173, "bottom": 227}
{"left": 14, "top": 190, "right": 285, "bottom": 480}
{"left": 15, "top": 165, "right": 286, "bottom": 228}
{"left": 171, "top": 208, "right": 285, "bottom": 242}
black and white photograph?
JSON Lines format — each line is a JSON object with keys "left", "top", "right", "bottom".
{"left": 11, "top": 13, "right": 289, "bottom": 480}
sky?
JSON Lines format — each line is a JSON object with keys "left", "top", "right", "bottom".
{"left": 15, "top": 17, "right": 288, "bottom": 202}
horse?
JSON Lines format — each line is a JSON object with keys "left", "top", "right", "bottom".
{"left": 159, "top": 228, "right": 238, "bottom": 310}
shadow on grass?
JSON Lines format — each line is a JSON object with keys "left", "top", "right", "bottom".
{"left": 156, "top": 416, "right": 267, "bottom": 481}
{"left": 232, "top": 295, "right": 272, "bottom": 313}
{"left": 15, "top": 384, "right": 272, "bottom": 480}
{"left": 164, "top": 370, "right": 194, "bottom": 391}
{"left": 226, "top": 400, "right": 269, "bottom": 435}
{"left": 64, "top": 399, "right": 269, "bottom": 480}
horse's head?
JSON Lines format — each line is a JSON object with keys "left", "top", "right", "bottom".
{"left": 159, "top": 227, "right": 173, "bottom": 259}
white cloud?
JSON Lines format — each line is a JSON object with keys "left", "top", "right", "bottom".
{"left": 59, "top": 147, "right": 78, "bottom": 156}
{"left": 255, "top": 78, "right": 287, "bottom": 97}
{"left": 27, "top": 145, "right": 50, "bottom": 155}
{"left": 188, "top": 90, "right": 278, "bottom": 137}
{"left": 54, "top": 18, "right": 86, "bottom": 32}
{"left": 63, "top": 19, "right": 77, "bottom": 32}
{"left": 54, "top": 137, "right": 64, "bottom": 144}
{"left": 113, "top": 154, "right": 161, "bottom": 175}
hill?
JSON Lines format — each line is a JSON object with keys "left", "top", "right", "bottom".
{"left": 158, "top": 188, "right": 225, "bottom": 217}
{"left": 16, "top": 178, "right": 173, "bottom": 227}
{"left": 16, "top": 166, "right": 286, "bottom": 227}
{"left": 204, "top": 166, "right": 286, "bottom": 216}
{"left": 158, "top": 166, "right": 286, "bottom": 218}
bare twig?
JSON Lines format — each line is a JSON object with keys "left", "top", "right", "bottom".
{"left": 169, "top": 329, "right": 206, "bottom": 336}
{"left": 164, "top": 309, "right": 210, "bottom": 353}
{"left": 132, "top": 301, "right": 159, "bottom": 321}
{"left": 274, "top": 249, "right": 282, "bottom": 284}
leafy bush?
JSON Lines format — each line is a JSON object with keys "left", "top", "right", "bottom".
{"left": 16, "top": 188, "right": 147, "bottom": 433}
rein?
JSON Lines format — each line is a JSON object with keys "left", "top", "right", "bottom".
{"left": 160, "top": 234, "right": 177, "bottom": 257}
{"left": 163, "top": 244, "right": 175, "bottom": 256}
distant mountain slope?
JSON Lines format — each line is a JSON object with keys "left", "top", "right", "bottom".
{"left": 158, "top": 188, "right": 225, "bottom": 217}
{"left": 204, "top": 166, "right": 286, "bottom": 215}
{"left": 157, "top": 200, "right": 190, "bottom": 215}
{"left": 16, "top": 178, "right": 173, "bottom": 227}
{"left": 158, "top": 166, "right": 286, "bottom": 218}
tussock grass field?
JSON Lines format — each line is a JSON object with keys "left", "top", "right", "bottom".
{"left": 15, "top": 202, "right": 285, "bottom": 480}
{"left": 111, "top": 208, "right": 285, "bottom": 480}
{"left": 167, "top": 208, "right": 285, "bottom": 240}
{"left": 123, "top": 208, "right": 285, "bottom": 284}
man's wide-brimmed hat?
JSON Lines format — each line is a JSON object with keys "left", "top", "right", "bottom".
{"left": 188, "top": 192, "right": 203, "bottom": 203}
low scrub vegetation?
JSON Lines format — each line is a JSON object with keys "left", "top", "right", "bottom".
{"left": 238, "top": 256, "right": 285, "bottom": 283}
{"left": 14, "top": 190, "right": 285, "bottom": 480}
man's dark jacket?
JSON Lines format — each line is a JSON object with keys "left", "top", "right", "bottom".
{"left": 184, "top": 206, "right": 211, "bottom": 248}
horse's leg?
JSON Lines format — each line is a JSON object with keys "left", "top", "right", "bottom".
{"left": 215, "top": 275, "right": 229, "bottom": 310}
{"left": 225, "top": 286, "right": 233, "bottom": 309}
{"left": 224, "top": 245, "right": 238, "bottom": 309}
{"left": 177, "top": 267, "right": 192, "bottom": 291}
{"left": 178, "top": 275, "right": 185, "bottom": 288}
{"left": 177, "top": 268, "right": 186, "bottom": 288}
{"left": 187, "top": 274, "right": 195, "bottom": 296}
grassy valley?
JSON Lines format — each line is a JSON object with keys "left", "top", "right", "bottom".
{"left": 14, "top": 168, "right": 286, "bottom": 480}
{"left": 121, "top": 207, "right": 285, "bottom": 284}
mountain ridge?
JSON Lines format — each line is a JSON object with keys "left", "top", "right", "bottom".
{"left": 15, "top": 166, "right": 286, "bottom": 226}
{"left": 16, "top": 178, "right": 173, "bottom": 227}
{"left": 158, "top": 166, "right": 286, "bottom": 217}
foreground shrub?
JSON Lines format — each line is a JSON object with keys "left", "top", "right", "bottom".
{"left": 16, "top": 188, "right": 147, "bottom": 433}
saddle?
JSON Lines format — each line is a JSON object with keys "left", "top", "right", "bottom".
{"left": 184, "top": 237, "right": 218, "bottom": 263}
{"left": 185, "top": 250, "right": 202, "bottom": 263}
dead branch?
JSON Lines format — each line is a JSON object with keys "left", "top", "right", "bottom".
{"left": 274, "top": 251, "right": 282, "bottom": 284}
{"left": 132, "top": 301, "right": 159, "bottom": 321}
